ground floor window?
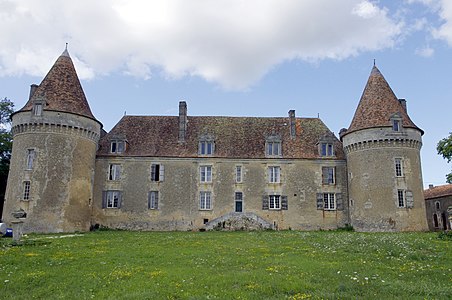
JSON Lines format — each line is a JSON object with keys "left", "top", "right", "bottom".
{"left": 269, "top": 195, "right": 281, "bottom": 210}
{"left": 235, "top": 192, "right": 243, "bottom": 212}
{"left": 397, "top": 190, "right": 405, "bottom": 208}
{"left": 102, "top": 190, "right": 122, "bottom": 208}
{"left": 323, "top": 193, "right": 336, "bottom": 210}
{"left": 148, "top": 191, "right": 159, "bottom": 209}
{"left": 200, "top": 191, "right": 212, "bottom": 210}
{"left": 262, "top": 195, "right": 288, "bottom": 210}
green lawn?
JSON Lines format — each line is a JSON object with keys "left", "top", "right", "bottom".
{"left": 0, "top": 230, "right": 451, "bottom": 299}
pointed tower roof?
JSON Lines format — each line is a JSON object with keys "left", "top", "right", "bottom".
{"left": 18, "top": 48, "right": 97, "bottom": 120}
{"left": 343, "top": 65, "right": 422, "bottom": 136}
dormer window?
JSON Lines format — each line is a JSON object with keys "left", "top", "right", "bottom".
{"left": 390, "top": 113, "right": 402, "bottom": 132}
{"left": 320, "top": 143, "right": 334, "bottom": 157}
{"left": 111, "top": 140, "right": 125, "bottom": 154}
{"left": 392, "top": 120, "right": 400, "bottom": 132}
{"left": 33, "top": 103, "right": 43, "bottom": 116}
{"left": 199, "top": 141, "right": 214, "bottom": 155}
{"left": 266, "top": 135, "right": 282, "bottom": 157}
{"left": 318, "top": 133, "right": 336, "bottom": 157}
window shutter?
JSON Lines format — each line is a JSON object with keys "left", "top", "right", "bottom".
{"left": 336, "top": 193, "right": 343, "bottom": 210}
{"left": 147, "top": 191, "right": 151, "bottom": 209}
{"left": 262, "top": 195, "right": 269, "bottom": 210}
{"left": 267, "top": 167, "right": 271, "bottom": 182}
{"left": 155, "top": 192, "right": 159, "bottom": 209}
{"left": 117, "top": 191, "right": 123, "bottom": 208}
{"left": 322, "top": 167, "right": 328, "bottom": 184}
{"left": 151, "top": 164, "right": 156, "bottom": 181}
{"left": 316, "top": 193, "right": 324, "bottom": 210}
{"left": 406, "top": 190, "right": 414, "bottom": 208}
{"left": 281, "top": 196, "right": 288, "bottom": 210}
{"left": 117, "top": 165, "right": 122, "bottom": 180}
{"left": 102, "top": 191, "right": 107, "bottom": 208}
{"left": 159, "top": 165, "right": 164, "bottom": 182}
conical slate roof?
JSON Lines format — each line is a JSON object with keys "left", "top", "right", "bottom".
{"left": 18, "top": 49, "right": 96, "bottom": 120}
{"left": 344, "top": 66, "right": 421, "bottom": 135}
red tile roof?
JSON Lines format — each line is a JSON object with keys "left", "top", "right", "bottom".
{"left": 424, "top": 184, "right": 452, "bottom": 200}
{"left": 17, "top": 50, "right": 97, "bottom": 120}
{"left": 97, "top": 115, "right": 345, "bottom": 159}
{"left": 343, "top": 66, "right": 422, "bottom": 136}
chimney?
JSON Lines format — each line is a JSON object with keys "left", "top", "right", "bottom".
{"left": 29, "top": 84, "right": 39, "bottom": 100}
{"left": 398, "top": 99, "right": 407, "bottom": 112}
{"left": 429, "top": 184, "right": 434, "bottom": 189}
{"left": 288, "top": 110, "right": 296, "bottom": 138}
{"left": 178, "top": 101, "right": 187, "bottom": 142}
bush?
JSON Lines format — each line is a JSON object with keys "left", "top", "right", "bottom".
{"left": 437, "top": 230, "right": 452, "bottom": 241}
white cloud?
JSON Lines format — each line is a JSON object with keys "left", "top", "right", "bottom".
{"left": 0, "top": 0, "right": 403, "bottom": 89}
{"left": 415, "top": 46, "right": 435, "bottom": 57}
{"left": 433, "top": 1, "right": 452, "bottom": 45}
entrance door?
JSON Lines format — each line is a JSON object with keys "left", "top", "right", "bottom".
{"left": 235, "top": 192, "right": 243, "bottom": 212}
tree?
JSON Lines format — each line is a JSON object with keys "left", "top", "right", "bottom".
{"left": 437, "top": 132, "right": 452, "bottom": 183}
{"left": 0, "top": 97, "right": 14, "bottom": 220}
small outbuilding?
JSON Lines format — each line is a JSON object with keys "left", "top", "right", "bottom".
{"left": 424, "top": 184, "right": 452, "bottom": 231}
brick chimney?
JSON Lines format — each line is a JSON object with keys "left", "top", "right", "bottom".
{"left": 398, "top": 99, "right": 407, "bottom": 112}
{"left": 29, "top": 84, "right": 39, "bottom": 100}
{"left": 179, "top": 101, "right": 187, "bottom": 142}
{"left": 288, "top": 110, "right": 296, "bottom": 138}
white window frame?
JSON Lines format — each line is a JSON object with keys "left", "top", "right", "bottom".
{"left": 106, "top": 191, "right": 121, "bottom": 208}
{"left": 321, "top": 143, "right": 334, "bottom": 157}
{"left": 33, "top": 103, "right": 43, "bottom": 116}
{"left": 323, "top": 193, "right": 336, "bottom": 210}
{"left": 111, "top": 140, "right": 125, "bottom": 154}
{"left": 269, "top": 195, "right": 281, "bottom": 210}
{"left": 149, "top": 191, "right": 158, "bottom": 210}
{"left": 199, "top": 191, "right": 212, "bottom": 210}
{"left": 397, "top": 189, "right": 406, "bottom": 208}
{"left": 108, "top": 164, "right": 121, "bottom": 181}
{"left": 395, "top": 158, "right": 403, "bottom": 177}
{"left": 199, "top": 141, "right": 214, "bottom": 155}
{"left": 23, "top": 181, "right": 31, "bottom": 200}
{"left": 200, "top": 166, "right": 212, "bottom": 183}
{"left": 266, "top": 141, "right": 281, "bottom": 157}
{"left": 236, "top": 166, "right": 242, "bottom": 183}
{"left": 268, "top": 166, "right": 281, "bottom": 183}
{"left": 26, "top": 149, "right": 35, "bottom": 170}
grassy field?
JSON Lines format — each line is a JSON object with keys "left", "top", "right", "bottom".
{"left": 0, "top": 230, "right": 451, "bottom": 299}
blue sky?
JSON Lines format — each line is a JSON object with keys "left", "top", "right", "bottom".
{"left": 1, "top": 0, "right": 451, "bottom": 188}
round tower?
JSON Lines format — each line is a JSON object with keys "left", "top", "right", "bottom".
{"left": 2, "top": 49, "right": 102, "bottom": 233}
{"left": 340, "top": 65, "right": 428, "bottom": 231}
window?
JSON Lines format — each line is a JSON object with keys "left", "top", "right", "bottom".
{"left": 323, "top": 193, "right": 336, "bottom": 210}
{"left": 392, "top": 119, "right": 400, "bottom": 132}
{"left": 23, "top": 181, "right": 31, "bottom": 200}
{"left": 199, "top": 141, "right": 214, "bottom": 155}
{"left": 266, "top": 141, "right": 281, "bottom": 156}
{"left": 26, "top": 149, "right": 35, "bottom": 170}
{"left": 148, "top": 191, "right": 159, "bottom": 209}
{"left": 395, "top": 158, "right": 403, "bottom": 177}
{"left": 322, "top": 167, "right": 335, "bottom": 185}
{"left": 235, "top": 192, "right": 243, "bottom": 212}
{"left": 433, "top": 213, "right": 439, "bottom": 228}
{"left": 236, "top": 166, "right": 242, "bottom": 183}
{"left": 108, "top": 164, "right": 121, "bottom": 180}
{"left": 435, "top": 201, "right": 440, "bottom": 210}
{"left": 151, "top": 164, "right": 164, "bottom": 182}
{"left": 33, "top": 103, "right": 43, "bottom": 116}
{"left": 397, "top": 190, "right": 405, "bottom": 208}
{"left": 199, "top": 191, "right": 212, "bottom": 210}
{"left": 200, "top": 166, "right": 212, "bottom": 183}
{"left": 269, "top": 195, "right": 281, "bottom": 210}
{"left": 111, "top": 140, "right": 125, "bottom": 154}
{"left": 103, "top": 191, "right": 122, "bottom": 208}
{"left": 268, "top": 166, "right": 281, "bottom": 183}
{"left": 320, "top": 143, "right": 334, "bottom": 156}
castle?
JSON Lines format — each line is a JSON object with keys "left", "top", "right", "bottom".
{"left": 2, "top": 49, "right": 429, "bottom": 232}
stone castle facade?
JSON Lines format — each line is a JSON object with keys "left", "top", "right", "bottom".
{"left": 2, "top": 50, "right": 429, "bottom": 232}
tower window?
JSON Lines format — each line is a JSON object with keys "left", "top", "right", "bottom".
{"left": 23, "top": 181, "right": 31, "bottom": 200}
{"left": 33, "top": 103, "right": 43, "bottom": 116}
{"left": 392, "top": 120, "right": 400, "bottom": 131}
{"left": 395, "top": 158, "right": 403, "bottom": 177}
{"left": 26, "top": 149, "right": 35, "bottom": 170}
{"left": 397, "top": 190, "right": 405, "bottom": 207}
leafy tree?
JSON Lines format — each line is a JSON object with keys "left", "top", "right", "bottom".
{"left": 0, "top": 98, "right": 14, "bottom": 220}
{"left": 437, "top": 132, "right": 452, "bottom": 183}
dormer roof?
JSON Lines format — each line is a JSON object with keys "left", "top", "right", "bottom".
{"left": 17, "top": 49, "right": 97, "bottom": 121}
{"left": 342, "top": 66, "right": 422, "bottom": 136}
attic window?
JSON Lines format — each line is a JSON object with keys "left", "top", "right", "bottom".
{"left": 32, "top": 102, "right": 43, "bottom": 116}
{"left": 199, "top": 140, "right": 214, "bottom": 155}
{"left": 318, "top": 133, "right": 336, "bottom": 157}
{"left": 266, "top": 135, "right": 282, "bottom": 157}
{"left": 320, "top": 143, "right": 334, "bottom": 157}
{"left": 392, "top": 120, "right": 400, "bottom": 132}
{"left": 111, "top": 140, "right": 125, "bottom": 154}
{"left": 390, "top": 113, "right": 402, "bottom": 132}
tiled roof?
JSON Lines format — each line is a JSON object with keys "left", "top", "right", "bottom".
{"left": 97, "top": 115, "right": 345, "bottom": 159}
{"left": 424, "top": 184, "right": 452, "bottom": 200}
{"left": 343, "top": 66, "right": 422, "bottom": 136}
{"left": 17, "top": 49, "right": 97, "bottom": 120}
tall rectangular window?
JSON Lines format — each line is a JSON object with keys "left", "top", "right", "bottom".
{"left": 395, "top": 158, "right": 403, "bottom": 177}
{"left": 397, "top": 190, "right": 405, "bottom": 207}
{"left": 236, "top": 166, "right": 242, "bottom": 183}
{"left": 108, "top": 164, "right": 121, "bottom": 180}
{"left": 266, "top": 142, "right": 281, "bottom": 156}
{"left": 26, "top": 149, "right": 35, "bottom": 170}
{"left": 268, "top": 166, "right": 280, "bottom": 183}
{"left": 106, "top": 191, "right": 121, "bottom": 208}
{"left": 322, "top": 167, "right": 335, "bottom": 185}
{"left": 200, "top": 166, "right": 212, "bottom": 183}
{"left": 111, "top": 140, "right": 125, "bottom": 154}
{"left": 151, "top": 164, "right": 164, "bottom": 182}
{"left": 23, "top": 181, "right": 31, "bottom": 200}
{"left": 148, "top": 191, "right": 159, "bottom": 210}
{"left": 269, "top": 195, "right": 281, "bottom": 209}
{"left": 199, "top": 191, "right": 212, "bottom": 210}
{"left": 323, "top": 193, "right": 336, "bottom": 210}
{"left": 199, "top": 141, "right": 214, "bottom": 155}
{"left": 321, "top": 143, "right": 334, "bottom": 156}
{"left": 33, "top": 103, "right": 43, "bottom": 116}
{"left": 392, "top": 120, "right": 400, "bottom": 131}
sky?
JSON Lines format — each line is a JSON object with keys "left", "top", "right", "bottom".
{"left": 0, "top": 0, "right": 451, "bottom": 188}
